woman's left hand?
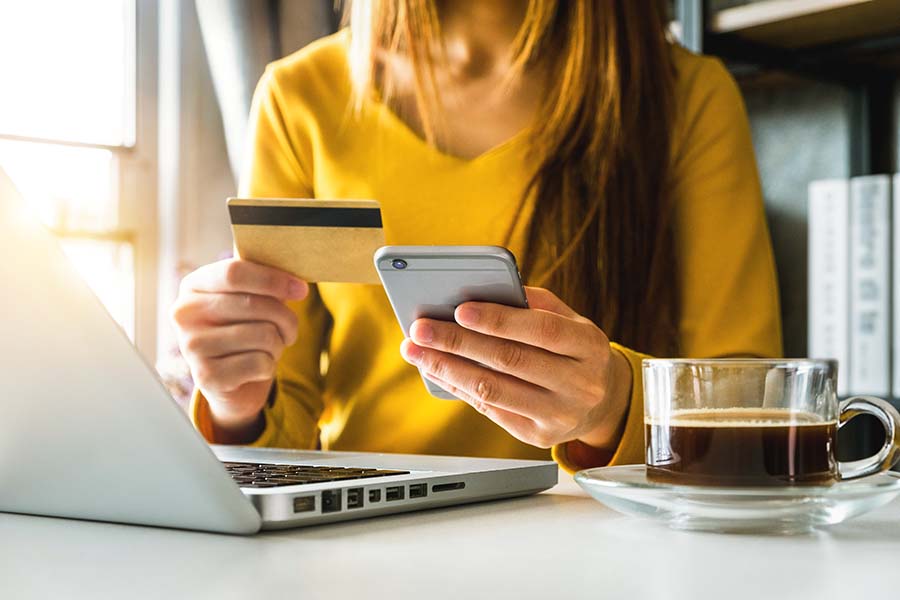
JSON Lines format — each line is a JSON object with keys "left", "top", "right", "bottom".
{"left": 400, "top": 287, "right": 632, "bottom": 449}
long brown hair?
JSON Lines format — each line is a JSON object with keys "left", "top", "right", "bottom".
{"left": 348, "top": 0, "right": 679, "bottom": 356}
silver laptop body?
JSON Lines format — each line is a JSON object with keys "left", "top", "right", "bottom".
{"left": 0, "top": 169, "right": 557, "bottom": 534}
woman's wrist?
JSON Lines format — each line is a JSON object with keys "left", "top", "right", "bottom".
{"left": 210, "top": 409, "right": 266, "bottom": 445}
{"left": 204, "top": 379, "right": 274, "bottom": 444}
{"left": 575, "top": 347, "right": 633, "bottom": 450}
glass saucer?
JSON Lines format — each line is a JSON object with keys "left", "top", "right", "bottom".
{"left": 575, "top": 465, "right": 900, "bottom": 534}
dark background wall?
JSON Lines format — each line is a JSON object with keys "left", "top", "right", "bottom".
{"left": 741, "top": 80, "right": 854, "bottom": 357}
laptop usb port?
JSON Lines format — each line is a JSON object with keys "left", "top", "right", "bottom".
{"left": 346, "top": 487, "right": 364, "bottom": 509}
{"left": 321, "top": 489, "right": 342, "bottom": 513}
{"left": 293, "top": 496, "right": 316, "bottom": 513}
{"left": 385, "top": 486, "right": 404, "bottom": 502}
{"left": 368, "top": 489, "right": 381, "bottom": 503}
{"left": 409, "top": 483, "right": 427, "bottom": 499}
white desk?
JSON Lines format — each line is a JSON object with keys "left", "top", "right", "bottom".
{"left": 2, "top": 469, "right": 897, "bottom": 599}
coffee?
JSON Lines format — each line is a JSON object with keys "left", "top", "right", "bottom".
{"left": 645, "top": 408, "right": 837, "bottom": 486}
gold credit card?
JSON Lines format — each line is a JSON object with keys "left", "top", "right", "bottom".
{"left": 228, "top": 198, "right": 385, "bottom": 284}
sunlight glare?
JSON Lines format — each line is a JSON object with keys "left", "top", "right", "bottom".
{"left": 0, "top": 0, "right": 132, "bottom": 146}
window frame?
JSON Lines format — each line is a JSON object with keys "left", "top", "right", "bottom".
{"left": 0, "top": 0, "right": 159, "bottom": 361}
{"left": 120, "top": 0, "right": 159, "bottom": 361}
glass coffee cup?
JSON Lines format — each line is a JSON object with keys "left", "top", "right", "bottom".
{"left": 643, "top": 359, "right": 900, "bottom": 486}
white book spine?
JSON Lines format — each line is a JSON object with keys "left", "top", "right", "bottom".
{"left": 808, "top": 179, "right": 850, "bottom": 397}
{"left": 849, "top": 175, "right": 891, "bottom": 397}
{"left": 893, "top": 173, "right": 900, "bottom": 400}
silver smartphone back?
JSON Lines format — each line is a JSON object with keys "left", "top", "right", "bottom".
{"left": 374, "top": 246, "right": 528, "bottom": 399}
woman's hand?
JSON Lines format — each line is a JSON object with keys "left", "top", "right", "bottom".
{"left": 171, "top": 258, "right": 307, "bottom": 443}
{"left": 400, "top": 287, "right": 632, "bottom": 450}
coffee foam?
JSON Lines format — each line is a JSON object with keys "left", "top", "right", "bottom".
{"left": 646, "top": 407, "right": 835, "bottom": 428}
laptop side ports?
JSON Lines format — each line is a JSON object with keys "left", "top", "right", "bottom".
{"left": 292, "top": 496, "right": 316, "bottom": 513}
{"left": 432, "top": 482, "right": 466, "bottom": 493}
{"left": 385, "top": 486, "right": 405, "bottom": 501}
{"left": 321, "top": 489, "right": 342, "bottom": 513}
{"left": 346, "top": 487, "right": 364, "bottom": 509}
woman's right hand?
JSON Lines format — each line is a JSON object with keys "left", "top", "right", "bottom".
{"left": 171, "top": 258, "right": 308, "bottom": 442}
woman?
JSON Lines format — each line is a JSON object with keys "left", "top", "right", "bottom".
{"left": 171, "top": 0, "right": 782, "bottom": 472}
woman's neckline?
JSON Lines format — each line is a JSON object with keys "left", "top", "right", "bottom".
{"left": 365, "top": 88, "right": 532, "bottom": 165}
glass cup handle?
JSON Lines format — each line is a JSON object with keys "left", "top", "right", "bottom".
{"left": 837, "top": 396, "right": 900, "bottom": 480}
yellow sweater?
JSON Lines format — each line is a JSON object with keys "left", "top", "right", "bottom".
{"left": 191, "top": 30, "right": 783, "bottom": 471}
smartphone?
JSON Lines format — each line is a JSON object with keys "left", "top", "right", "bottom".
{"left": 374, "top": 246, "right": 528, "bottom": 399}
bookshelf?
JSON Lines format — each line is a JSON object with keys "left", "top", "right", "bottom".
{"left": 673, "top": 1, "right": 900, "bottom": 459}
{"left": 710, "top": 0, "right": 900, "bottom": 48}
{"left": 694, "top": 0, "right": 899, "bottom": 176}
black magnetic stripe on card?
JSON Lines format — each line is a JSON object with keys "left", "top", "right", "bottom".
{"left": 229, "top": 205, "right": 383, "bottom": 228}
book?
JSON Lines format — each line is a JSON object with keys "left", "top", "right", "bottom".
{"left": 894, "top": 173, "right": 900, "bottom": 400}
{"left": 808, "top": 179, "right": 850, "bottom": 397}
{"left": 849, "top": 175, "right": 891, "bottom": 397}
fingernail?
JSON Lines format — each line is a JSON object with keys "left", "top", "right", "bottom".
{"left": 456, "top": 304, "right": 480, "bottom": 326}
{"left": 413, "top": 322, "right": 434, "bottom": 344}
{"left": 402, "top": 342, "right": 424, "bottom": 365}
{"left": 288, "top": 279, "right": 306, "bottom": 298}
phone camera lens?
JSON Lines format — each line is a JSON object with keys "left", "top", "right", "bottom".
{"left": 391, "top": 259, "right": 408, "bottom": 270}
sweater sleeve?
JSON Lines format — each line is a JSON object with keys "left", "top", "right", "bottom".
{"left": 190, "top": 65, "right": 331, "bottom": 449}
{"left": 552, "top": 52, "right": 784, "bottom": 474}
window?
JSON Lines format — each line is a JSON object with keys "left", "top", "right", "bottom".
{"left": 0, "top": 1, "right": 134, "bottom": 146}
{"left": 0, "top": 0, "right": 157, "bottom": 357}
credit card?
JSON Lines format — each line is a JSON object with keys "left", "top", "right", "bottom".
{"left": 228, "top": 198, "right": 385, "bottom": 284}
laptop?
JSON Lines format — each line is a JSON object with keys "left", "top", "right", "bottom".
{"left": 0, "top": 169, "right": 557, "bottom": 534}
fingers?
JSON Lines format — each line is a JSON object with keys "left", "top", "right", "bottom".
{"left": 409, "top": 318, "right": 577, "bottom": 390}
{"left": 401, "top": 287, "right": 617, "bottom": 450}
{"left": 170, "top": 259, "right": 307, "bottom": 431}
{"left": 421, "top": 372, "right": 547, "bottom": 447}
{"left": 180, "top": 322, "right": 286, "bottom": 361}
{"left": 454, "top": 299, "right": 598, "bottom": 359}
{"left": 172, "top": 292, "right": 299, "bottom": 347}
{"left": 400, "top": 339, "right": 553, "bottom": 418}
{"left": 523, "top": 287, "right": 579, "bottom": 317}
{"left": 181, "top": 258, "right": 308, "bottom": 300}
{"left": 193, "top": 351, "right": 277, "bottom": 395}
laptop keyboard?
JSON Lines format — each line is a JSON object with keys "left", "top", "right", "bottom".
{"left": 223, "top": 462, "right": 411, "bottom": 488}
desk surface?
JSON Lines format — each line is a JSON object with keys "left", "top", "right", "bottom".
{"left": 2, "top": 469, "right": 897, "bottom": 599}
